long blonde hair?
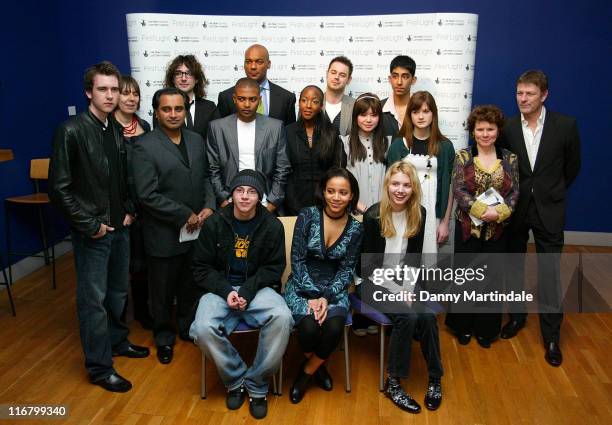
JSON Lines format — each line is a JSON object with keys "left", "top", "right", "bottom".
{"left": 379, "top": 161, "right": 423, "bottom": 239}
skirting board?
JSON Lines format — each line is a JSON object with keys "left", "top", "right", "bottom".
{"left": 1, "top": 240, "right": 73, "bottom": 287}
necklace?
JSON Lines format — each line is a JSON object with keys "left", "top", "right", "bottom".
{"left": 323, "top": 207, "right": 345, "bottom": 220}
{"left": 119, "top": 115, "right": 138, "bottom": 135}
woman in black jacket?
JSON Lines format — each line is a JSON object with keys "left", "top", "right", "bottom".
{"left": 284, "top": 85, "right": 346, "bottom": 215}
{"left": 359, "top": 161, "right": 443, "bottom": 414}
{"left": 114, "top": 75, "right": 153, "bottom": 329}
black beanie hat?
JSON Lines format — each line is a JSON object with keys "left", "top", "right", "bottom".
{"left": 229, "top": 169, "right": 267, "bottom": 200}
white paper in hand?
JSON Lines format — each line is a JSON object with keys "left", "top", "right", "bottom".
{"left": 179, "top": 224, "right": 200, "bottom": 243}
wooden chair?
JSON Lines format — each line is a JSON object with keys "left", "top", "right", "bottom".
{"left": 5, "top": 159, "right": 56, "bottom": 306}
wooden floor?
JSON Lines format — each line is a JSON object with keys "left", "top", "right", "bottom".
{"left": 1, "top": 248, "right": 611, "bottom": 425}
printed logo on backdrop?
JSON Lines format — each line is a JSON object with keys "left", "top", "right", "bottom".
{"left": 126, "top": 12, "right": 477, "bottom": 149}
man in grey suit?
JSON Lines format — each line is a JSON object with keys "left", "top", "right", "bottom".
{"left": 132, "top": 88, "right": 216, "bottom": 364}
{"left": 323, "top": 56, "right": 355, "bottom": 136}
{"left": 207, "top": 78, "right": 290, "bottom": 213}
{"left": 217, "top": 44, "right": 296, "bottom": 126}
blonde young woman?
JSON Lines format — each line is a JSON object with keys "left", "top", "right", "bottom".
{"left": 358, "top": 162, "right": 444, "bottom": 413}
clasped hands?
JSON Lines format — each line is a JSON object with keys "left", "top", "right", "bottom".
{"left": 186, "top": 208, "right": 214, "bottom": 233}
{"left": 307, "top": 297, "right": 329, "bottom": 325}
{"left": 227, "top": 290, "right": 248, "bottom": 311}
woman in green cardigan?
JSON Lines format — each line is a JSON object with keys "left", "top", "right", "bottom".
{"left": 386, "top": 91, "right": 455, "bottom": 254}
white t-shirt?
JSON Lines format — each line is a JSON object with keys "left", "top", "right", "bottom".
{"left": 385, "top": 211, "right": 409, "bottom": 256}
{"left": 236, "top": 118, "right": 256, "bottom": 171}
{"left": 325, "top": 101, "right": 342, "bottom": 122}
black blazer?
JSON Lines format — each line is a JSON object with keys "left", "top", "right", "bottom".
{"left": 217, "top": 81, "right": 297, "bottom": 125}
{"left": 132, "top": 128, "right": 216, "bottom": 257}
{"left": 498, "top": 111, "right": 581, "bottom": 234}
{"left": 153, "top": 97, "right": 220, "bottom": 141}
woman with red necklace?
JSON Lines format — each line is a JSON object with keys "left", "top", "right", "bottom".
{"left": 114, "top": 75, "right": 152, "bottom": 330}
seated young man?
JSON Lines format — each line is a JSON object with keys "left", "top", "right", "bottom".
{"left": 190, "top": 169, "right": 293, "bottom": 420}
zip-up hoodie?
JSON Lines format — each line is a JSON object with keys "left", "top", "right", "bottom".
{"left": 192, "top": 203, "right": 286, "bottom": 305}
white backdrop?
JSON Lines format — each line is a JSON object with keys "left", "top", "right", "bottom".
{"left": 126, "top": 13, "right": 478, "bottom": 149}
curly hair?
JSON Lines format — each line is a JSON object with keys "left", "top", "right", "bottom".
{"left": 164, "top": 55, "right": 209, "bottom": 98}
{"left": 467, "top": 105, "right": 504, "bottom": 134}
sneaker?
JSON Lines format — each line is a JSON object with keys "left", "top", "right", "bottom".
{"left": 226, "top": 385, "right": 246, "bottom": 410}
{"left": 424, "top": 378, "right": 442, "bottom": 410}
{"left": 352, "top": 328, "right": 368, "bottom": 337}
{"left": 384, "top": 377, "right": 421, "bottom": 414}
{"left": 249, "top": 396, "right": 267, "bottom": 419}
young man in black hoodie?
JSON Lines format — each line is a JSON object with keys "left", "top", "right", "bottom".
{"left": 190, "top": 169, "right": 293, "bottom": 420}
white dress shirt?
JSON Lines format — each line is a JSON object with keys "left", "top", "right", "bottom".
{"left": 521, "top": 105, "right": 546, "bottom": 170}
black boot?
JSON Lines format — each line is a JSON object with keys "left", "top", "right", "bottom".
{"left": 384, "top": 376, "right": 421, "bottom": 413}
{"left": 290, "top": 364, "right": 312, "bottom": 404}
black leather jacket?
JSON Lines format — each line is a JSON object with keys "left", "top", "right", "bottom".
{"left": 49, "top": 110, "right": 134, "bottom": 236}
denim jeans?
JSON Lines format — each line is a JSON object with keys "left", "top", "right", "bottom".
{"left": 71, "top": 227, "right": 130, "bottom": 381}
{"left": 190, "top": 287, "right": 294, "bottom": 397}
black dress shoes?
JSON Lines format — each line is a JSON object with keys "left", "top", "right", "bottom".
{"left": 113, "top": 344, "right": 150, "bottom": 358}
{"left": 544, "top": 342, "right": 563, "bottom": 366}
{"left": 92, "top": 373, "right": 132, "bottom": 393}
{"left": 457, "top": 333, "right": 472, "bottom": 345}
{"left": 476, "top": 336, "right": 492, "bottom": 349}
{"left": 290, "top": 367, "right": 312, "bottom": 404}
{"left": 501, "top": 320, "right": 525, "bottom": 339}
{"left": 157, "top": 345, "right": 173, "bottom": 364}
{"left": 314, "top": 364, "right": 333, "bottom": 391}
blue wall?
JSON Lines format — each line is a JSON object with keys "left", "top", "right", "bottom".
{"left": 1, "top": 0, "right": 610, "bottom": 265}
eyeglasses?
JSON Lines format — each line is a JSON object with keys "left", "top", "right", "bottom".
{"left": 174, "top": 70, "right": 193, "bottom": 78}
{"left": 234, "top": 188, "right": 258, "bottom": 197}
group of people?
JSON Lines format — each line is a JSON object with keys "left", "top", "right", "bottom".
{"left": 48, "top": 42, "right": 580, "bottom": 420}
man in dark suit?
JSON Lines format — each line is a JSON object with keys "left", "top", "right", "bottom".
{"left": 498, "top": 70, "right": 581, "bottom": 367}
{"left": 217, "top": 44, "right": 296, "bottom": 125}
{"left": 162, "top": 54, "right": 220, "bottom": 140}
{"left": 132, "top": 88, "right": 216, "bottom": 364}
{"left": 208, "top": 78, "right": 290, "bottom": 213}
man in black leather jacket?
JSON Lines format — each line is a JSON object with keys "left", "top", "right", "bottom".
{"left": 49, "top": 61, "right": 149, "bottom": 393}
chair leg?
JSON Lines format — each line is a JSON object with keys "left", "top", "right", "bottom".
{"left": 277, "top": 357, "right": 283, "bottom": 396}
{"left": 1, "top": 264, "right": 16, "bottom": 316}
{"left": 344, "top": 325, "right": 351, "bottom": 392}
{"left": 5, "top": 204, "right": 13, "bottom": 288}
{"left": 37, "top": 206, "right": 50, "bottom": 266}
{"left": 201, "top": 351, "right": 207, "bottom": 399}
{"left": 379, "top": 326, "right": 386, "bottom": 391}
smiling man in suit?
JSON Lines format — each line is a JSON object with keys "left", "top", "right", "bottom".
{"left": 163, "top": 54, "right": 220, "bottom": 140}
{"left": 208, "top": 77, "right": 290, "bottom": 213}
{"left": 498, "top": 70, "right": 581, "bottom": 367}
{"left": 217, "top": 44, "right": 296, "bottom": 125}
{"left": 132, "top": 88, "right": 216, "bottom": 364}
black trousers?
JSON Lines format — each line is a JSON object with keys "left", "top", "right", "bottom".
{"left": 445, "top": 221, "right": 508, "bottom": 340}
{"left": 147, "top": 252, "right": 196, "bottom": 346}
{"left": 507, "top": 200, "right": 564, "bottom": 344}
{"left": 386, "top": 312, "right": 444, "bottom": 379}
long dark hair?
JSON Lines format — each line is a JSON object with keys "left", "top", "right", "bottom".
{"left": 298, "top": 85, "right": 339, "bottom": 164}
{"left": 399, "top": 91, "right": 448, "bottom": 156}
{"left": 347, "top": 93, "right": 386, "bottom": 166}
